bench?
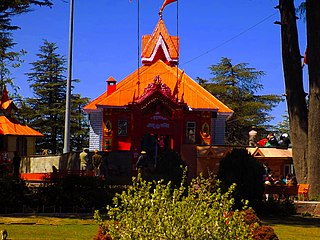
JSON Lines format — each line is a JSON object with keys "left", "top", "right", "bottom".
{"left": 264, "top": 184, "right": 310, "bottom": 201}
{"left": 297, "top": 184, "right": 310, "bottom": 201}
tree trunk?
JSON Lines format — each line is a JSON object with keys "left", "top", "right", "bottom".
{"left": 279, "top": 0, "right": 308, "bottom": 184}
{"left": 306, "top": 0, "right": 320, "bottom": 196}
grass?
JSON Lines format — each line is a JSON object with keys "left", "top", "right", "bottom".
{"left": 262, "top": 215, "right": 320, "bottom": 240}
{"left": 1, "top": 214, "right": 320, "bottom": 239}
{"left": 0, "top": 215, "right": 98, "bottom": 240}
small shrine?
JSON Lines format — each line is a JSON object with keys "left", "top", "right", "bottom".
{"left": 84, "top": 18, "right": 233, "bottom": 164}
{"left": 0, "top": 87, "right": 43, "bottom": 161}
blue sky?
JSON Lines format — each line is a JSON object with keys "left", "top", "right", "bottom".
{"left": 11, "top": 0, "right": 307, "bottom": 125}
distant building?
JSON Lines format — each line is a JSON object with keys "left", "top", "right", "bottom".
{"left": 84, "top": 18, "right": 233, "bottom": 165}
{"left": 0, "top": 87, "right": 43, "bottom": 159}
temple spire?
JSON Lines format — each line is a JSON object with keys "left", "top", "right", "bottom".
{"left": 141, "top": 19, "right": 179, "bottom": 66}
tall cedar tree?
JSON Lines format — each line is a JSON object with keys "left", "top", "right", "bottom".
{"left": 279, "top": 0, "right": 320, "bottom": 196}
{"left": 0, "top": 0, "right": 52, "bottom": 94}
{"left": 23, "top": 40, "right": 89, "bottom": 154}
{"left": 26, "top": 40, "right": 66, "bottom": 154}
{"left": 198, "top": 57, "right": 282, "bottom": 145}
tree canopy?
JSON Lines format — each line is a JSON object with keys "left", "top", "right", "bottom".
{"left": 198, "top": 57, "right": 283, "bottom": 145}
{"left": 19, "top": 40, "right": 89, "bottom": 154}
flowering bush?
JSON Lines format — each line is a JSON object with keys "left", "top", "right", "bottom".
{"left": 94, "top": 172, "right": 253, "bottom": 239}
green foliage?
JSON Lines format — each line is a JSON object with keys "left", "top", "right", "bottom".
{"left": 274, "top": 112, "right": 290, "bottom": 135}
{"left": 198, "top": 57, "right": 283, "bottom": 145}
{"left": 95, "top": 172, "right": 253, "bottom": 240}
{"left": 35, "top": 176, "right": 111, "bottom": 210}
{"left": 19, "top": 40, "right": 89, "bottom": 153}
{"left": 0, "top": 0, "right": 52, "bottom": 95}
{"left": 260, "top": 198, "right": 296, "bottom": 217}
{"left": 70, "top": 93, "right": 90, "bottom": 151}
{"left": 0, "top": 176, "right": 30, "bottom": 211}
{"left": 217, "top": 148, "right": 265, "bottom": 210}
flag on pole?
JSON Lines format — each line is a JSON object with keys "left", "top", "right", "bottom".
{"left": 159, "top": 0, "right": 177, "bottom": 16}
{"left": 302, "top": 47, "right": 308, "bottom": 67}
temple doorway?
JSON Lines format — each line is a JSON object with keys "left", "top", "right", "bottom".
{"left": 140, "top": 134, "right": 171, "bottom": 168}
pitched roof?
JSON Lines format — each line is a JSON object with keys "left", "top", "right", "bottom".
{"left": 0, "top": 86, "right": 17, "bottom": 112}
{"left": 84, "top": 60, "right": 233, "bottom": 114}
{"left": 0, "top": 116, "right": 44, "bottom": 137}
{"left": 247, "top": 147, "right": 292, "bottom": 158}
{"left": 84, "top": 18, "right": 232, "bottom": 115}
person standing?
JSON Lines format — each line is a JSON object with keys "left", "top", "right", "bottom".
{"left": 248, "top": 126, "right": 257, "bottom": 146}
{"left": 92, "top": 149, "right": 102, "bottom": 177}
{"left": 100, "top": 152, "right": 109, "bottom": 179}
{"left": 79, "top": 148, "right": 89, "bottom": 171}
{"left": 12, "top": 151, "right": 21, "bottom": 178}
{"left": 136, "top": 151, "right": 147, "bottom": 170}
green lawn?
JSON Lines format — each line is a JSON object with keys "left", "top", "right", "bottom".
{"left": 262, "top": 215, "right": 320, "bottom": 240}
{"left": 1, "top": 215, "right": 320, "bottom": 239}
{"left": 0, "top": 215, "right": 98, "bottom": 240}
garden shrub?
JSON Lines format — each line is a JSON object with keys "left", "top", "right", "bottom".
{"left": 0, "top": 176, "right": 30, "bottom": 212}
{"left": 251, "top": 226, "right": 279, "bottom": 240}
{"left": 241, "top": 208, "right": 279, "bottom": 240}
{"left": 35, "top": 176, "right": 111, "bottom": 211}
{"left": 260, "top": 198, "right": 296, "bottom": 217}
{"left": 94, "top": 172, "right": 253, "bottom": 240}
{"left": 217, "top": 148, "right": 265, "bottom": 210}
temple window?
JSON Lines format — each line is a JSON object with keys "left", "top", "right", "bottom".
{"left": 186, "top": 121, "right": 196, "bottom": 143}
{"left": 118, "top": 120, "right": 128, "bottom": 136}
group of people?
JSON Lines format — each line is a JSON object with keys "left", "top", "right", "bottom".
{"left": 263, "top": 162, "right": 297, "bottom": 186}
{"left": 249, "top": 127, "right": 291, "bottom": 148}
{"left": 79, "top": 148, "right": 108, "bottom": 178}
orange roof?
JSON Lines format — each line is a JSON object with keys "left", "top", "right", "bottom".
{"left": 0, "top": 86, "right": 17, "bottom": 112}
{"left": 84, "top": 60, "right": 233, "bottom": 114}
{"left": 0, "top": 116, "right": 44, "bottom": 137}
{"left": 247, "top": 147, "right": 292, "bottom": 158}
{"left": 84, "top": 18, "right": 232, "bottom": 115}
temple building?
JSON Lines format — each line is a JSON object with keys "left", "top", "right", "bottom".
{"left": 84, "top": 18, "right": 233, "bottom": 164}
{"left": 0, "top": 87, "right": 43, "bottom": 160}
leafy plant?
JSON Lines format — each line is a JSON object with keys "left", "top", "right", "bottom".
{"left": 95, "top": 172, "right": 253, "bottom": 239}
{"left": 217, "top": 148, "right": 265, "bottom": 210}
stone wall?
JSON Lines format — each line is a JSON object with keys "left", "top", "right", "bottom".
{"left": 295, "top": 201, "right": 320, "bottom": 216}
{"left": 89, "top": 111, "right": 103, "bottom": 151}
{"left": 20, "top": 152, "right": 80, "bottom": 173}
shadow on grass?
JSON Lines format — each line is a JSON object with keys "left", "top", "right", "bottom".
{"left": 262, "top": 215, "right": 320, "bottom": 228}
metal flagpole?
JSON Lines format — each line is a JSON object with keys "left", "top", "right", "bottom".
{"left": 63, "top": 0, "right": 74, "bottom": 153}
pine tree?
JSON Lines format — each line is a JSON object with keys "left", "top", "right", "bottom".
{"left": 198, "top": 57, "right": 283, "bottom": 145}
{"left": 25, "top": 40, "right": 67, "bottom": 153}
{"left": 21, "top": 40, "right": 89, "bottom": 154}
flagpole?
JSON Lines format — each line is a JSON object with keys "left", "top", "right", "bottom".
{"left": 176, "top": 0, "right": 179, "bottom": 101}
{"left": 137, "top": 0, "right": 140, "bottom": 97}
{"left": 63, "top": 0, "right": 74, "bottom": 153}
